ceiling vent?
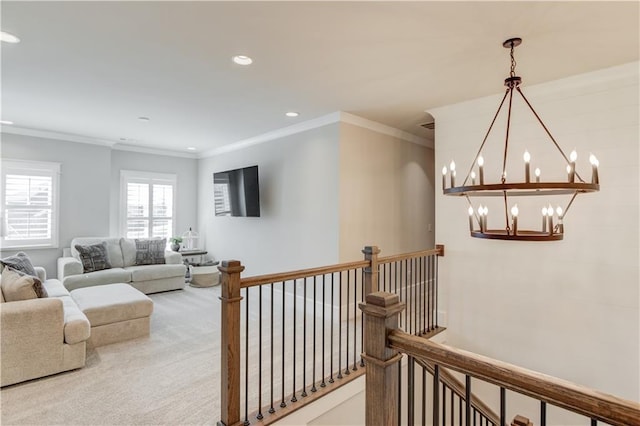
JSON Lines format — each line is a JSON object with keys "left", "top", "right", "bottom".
{"left": 420, "top": 122, "right": 435, "bottom": 130}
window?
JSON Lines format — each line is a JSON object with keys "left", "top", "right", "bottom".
{"left": 1, "top": 159, "right": 60, "bottom": 249}
{"left": 120, "top": 171, "right": 176, "bottom": 240}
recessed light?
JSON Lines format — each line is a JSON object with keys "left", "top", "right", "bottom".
{"left": 187, "top": 147, "right": 196, "bottom": 151}
{"left": 285, "top": 112, "right": 299, "bottom": 117}
{"left": 232, "top": 55, "right": 253, "bottom": 66}
{"left": 138, "top": 116, "right": 150, "bottom": 122}
{"left": 0, "top": 120, "right": 14, "bottom": 125}
{"left": 0, "top": 31, "right": 20, "bottom": 44}
{"left": 120, "top": 137, "right": 127, "bottom": 141}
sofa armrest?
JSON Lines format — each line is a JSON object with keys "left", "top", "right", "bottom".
{"left": 34, "top": 266, "right": 47, "bottom": 282}
{"left": 58, "top": 257, "right": 83, "bottom": 281}
{"left": 1, "top": 298, "right": 65, "bottom": 347}
{"left": 164, "top": 250, "right": 182, "bottom": 265}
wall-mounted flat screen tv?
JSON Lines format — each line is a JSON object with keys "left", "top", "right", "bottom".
{"left": 213, "top": 165, "right": 260, "bottom": 217}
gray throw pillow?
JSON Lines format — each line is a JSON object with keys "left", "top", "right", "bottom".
{"left": 1, "top": 252, "right": 37, "bottom": 277}
{"left": 75, "top": 241, "right": 112, "bottom": 273}
{"left": 135, "top": 238, "right": 166, "bottom": 265}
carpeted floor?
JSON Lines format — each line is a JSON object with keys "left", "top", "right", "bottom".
{"left": 1, "top": 285, "right": 223, "bottom": 425}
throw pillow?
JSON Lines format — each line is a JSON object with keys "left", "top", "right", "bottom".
{"left": 1, "top": 252, "right": 37, "bottom": 277}
{"left": 134, "top": 238, "right": 166, "bottom": 265}
{"left": 0, "top": 267, "right": 47, "bottom": 302}
{"left": 75, "top": 241, "right": 112, "bottom": 273}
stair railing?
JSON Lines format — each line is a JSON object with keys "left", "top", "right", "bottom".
{"left": 360, "top": 291, "right": 640, "bottom": 426}
{"left": 218, "top": 245, "right": 444, "bottom": 425}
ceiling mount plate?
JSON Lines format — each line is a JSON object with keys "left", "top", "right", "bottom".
{"left": 503, "top": 37, "right": 522, "bottom": 48}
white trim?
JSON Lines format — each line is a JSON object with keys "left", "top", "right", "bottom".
{"left": 112, "top": 143, "right": 197, "bottom": 159}
{"left": 1, "top": 126, "right": 116, "bottom": 148}
{"left": 200, "top": 112, "right": 342, "bottom": 158}
{"left": 200, "top": 111, "right": 430, "bottom": 158}
{"left": 340, "top": 112, "right": 432, "bottom": 148}
{"left": 1, "top": 159, "right": 61, "bottom": 249}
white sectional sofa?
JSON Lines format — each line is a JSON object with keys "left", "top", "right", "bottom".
{"left": 0, "top": 266, "right": 90, "bottom": 387}
{"left": 58, "top": 237, "right": 186, "bottom": 294}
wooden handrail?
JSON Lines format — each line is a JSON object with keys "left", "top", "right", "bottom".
{"left": 415, "top": 358, "right": 500, "bottom": 425}
{"left": 377, "top": 245, "right": 444, "bottom": 265}
{"left": 388, "top": 330, "right": 640, "bottom": 426}
{"left": 240, "top": 260, "right": 369, "bottom": 288}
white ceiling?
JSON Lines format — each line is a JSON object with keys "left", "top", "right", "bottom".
{"left": 1, "top": 1, "right": 638, "bottom": 156}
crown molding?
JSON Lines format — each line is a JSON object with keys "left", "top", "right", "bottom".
{"left": 1, "top": 126, "right": 116, "bottom": 147}
{"left": 339, "top": 112, "right": 433, "bottom": 149}
{"left": 112, "top": 143, "right": 198, "bottom": 159}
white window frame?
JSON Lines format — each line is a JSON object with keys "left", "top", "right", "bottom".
{"left": 1, "top": 159, "right": 61, "bottom": 249}
{"left": 119, "top": 170, "right": 177, "bottom": 240}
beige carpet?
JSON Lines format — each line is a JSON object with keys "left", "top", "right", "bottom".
{"left": 1, "top": 286, "right": 223, "bottom": 426}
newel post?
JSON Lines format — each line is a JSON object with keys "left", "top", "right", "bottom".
{"left": 359, "top": 292, "right": 405, "bottom": 426}
{"left": 218, "top": 260, "right": 245, "bottom": 426}
{"left": 362, "top": 245, "right": 380, "bottom": 296}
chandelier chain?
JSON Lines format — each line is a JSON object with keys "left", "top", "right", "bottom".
{"left": 510, "top": 42, "right": 517, "bottom": 77}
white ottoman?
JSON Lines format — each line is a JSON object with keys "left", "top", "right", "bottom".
{"left": 70, "top": 284, "right": 154, "bottom": 347}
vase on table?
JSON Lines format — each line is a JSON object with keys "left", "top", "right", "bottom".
{"left": 171, "top": 243, "right": 180, "bottom": 252}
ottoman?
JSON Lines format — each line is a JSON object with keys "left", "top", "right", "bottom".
{"left": 190, "top": 266, "right": 220, "bottom": 288}
{"left": 70, "top": 284, "right": 154, "bottom": 347}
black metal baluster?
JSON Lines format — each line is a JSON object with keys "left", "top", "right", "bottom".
{"left": 422, "top": 256, "right": 426, "bottom": 334}
{"left": 311, "top": 276, "right": 317, "bottom": 393}
{"left": 280, "top": 282, "right": 286, "bottom": 408}
{"left": 540, "top": 401, "right": 546, "bottom": 426}
{"left": 473, "top": 408, "right": 477, "bottom": 426}
{"left": 360, "top": 269, "right": 365, "bottom": 367}
{"left": 269, "top": 284, "right": 275, "bottom": 414}
{"left": 442, "top": 382, "right": 446, "bottom": 426}
{"left": 422, "top": 367, "right": 426, "bottom": 426}
{"left": 465, "top": 375, "right": 471, "bottom": 426}
{"left": 404, "top": 260, "right": 408, "bottom": 330}
{"left": 398, "top": 356, "right": 402, "bottom": 425}
{"left": 417, "top": 256, "right": 422, "bottom": 335}
{"left": 413, "top": 258, "right": 417, "bottom": 335}
{"left": 258, "top": 286, "right": 264, "bottom": 419}
{"left": 345, "top": 270, "right": 350, "bottom": 375}
{"left": 244, "top": 288, "right": 250, "bottom": 425}
{"left": 427, "top": 255, "right": 431, "bottom": 332}
{"left": 450, "top": 384, "right": 454, "bottom": 426}
{"left": 433, "top": 364, "right": 440, "bottom": 426}
{"left": 329, "top": 273, "right": 335, "bottom": 384}
{"left": 321, "top": 274, "right": 326, "bottom": 387}
{"left": 337, "top": 272, "right": 343, "bottom": 380}
{"left": 382, "top": 263, "right": 386, "bottom": 291}
{"left": 500, "top": 387, "right": 505, "bottom": 426}
{"left": 353, "top": 269, "right": 358, "bottom": 371}
{"left": 591, "top": 419, "right": 597, "bottom": 426}
{"left": 407, "top": 357, "right": 414, "bottom": 426}
{"left": 291, "top": 282, "right": 297, "bottom": 403}
{"left": 459, "top": 392, "right": 463, "bottom": 426}
{"left": 302, "top": 278, "right": 307, "bottom": 397}
{"left": 435, "top": 254, "right": 439, "bottom": 328}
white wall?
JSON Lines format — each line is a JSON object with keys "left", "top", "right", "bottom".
{"left": 109, "top": 149, "right": 198, "bottom": 238}
{"left": 197, "top": 124, "right": 341, "bottom": 276}
{"left": 0, "top": 134, "right": 111, "bottom": 275}
{"left": 339, "top": 122, "right": 434, "bottom": 261}
{"left": 432, "top": 62, "right": 639, "bottom": 401}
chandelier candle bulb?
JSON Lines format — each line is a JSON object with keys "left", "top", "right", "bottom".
{"left": 468, "top": 206, "right": 474, "bottom": 232}
{"left": 556, "top": 206, "right": 564, "bottom": 233}
{"left": 524, "top": 151, "right": 531, "bottom": 183}
{"left": 511, "top": 205, "right": 519, "bottom": 235}
{"left": 569, "top": 150, "right": 578, "bottom": 183}
{"left": 542, "top": 207, "right": 548, "bottom": 233}
{"left": 442, "top": 166, "right": 447, "bottom": 190}
{"left": 566, "top": 164, "right": 573, "bottom": 183}
{"left": 450, "top": 161, "right": 456, "bottom": 187}
{"left": 589, "top": 154, "right": 599, "bottom": 184}
{"left": 478, "top": 206, "right": 484, "bottom": 233}
{"left": 483, "top": 206, "right": 489, "bottom": 231}
{"left": 477, "top": 156, "right": 484, "bottom": 185}
{"left": 471, "top": 171, "right": 476, "bottom": 185}
{"left": 535, "top": 168, "right": 541, "bottom": 183}
{"left": 547, "top": 204, "right": 554, "bottom": 236}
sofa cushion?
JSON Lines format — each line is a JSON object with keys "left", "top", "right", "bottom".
{"left": 126, "top": 264, "right": 186, "bottom": 282}
{"left": 63, "top": 268, "right": 131, "bottom": 291}
{"left": 71, "top": 237, "right": 124, "bottom": 268}
{"left": 57, "top": 295, "right": 91, "bottom": 344}
{"left": 120, "top": 238, "right": 137, "bottom": 267}
{"left": 75, "top": 242, "right": 112, "bottom": 273}
{"left": 1, "top": 252, "right": 37, "bottom": 277}
{"left": 71, "top": 284, "right": 153, "bottom": 327}
{"left": 1, "top": 267, "right": 47, "bottom": 301}
{"left": 134, "top": 239, "right": 166, "bottom": 265}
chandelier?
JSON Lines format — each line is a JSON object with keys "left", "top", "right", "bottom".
{"left": 442, "top": 38, "right": 600, "bottom": 241}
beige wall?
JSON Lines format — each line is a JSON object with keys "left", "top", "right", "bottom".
{"left": 432, "top": 62, "right": 639, "bottom": 404}
{"left": 338, "top": 122, "right": 435, "bottom": 261}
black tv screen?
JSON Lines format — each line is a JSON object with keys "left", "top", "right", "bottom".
{"left": 213, "top": 166, "right": 260, "bottom": 217}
